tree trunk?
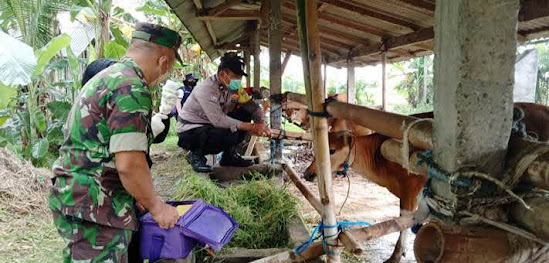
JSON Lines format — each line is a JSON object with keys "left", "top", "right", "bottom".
{"left": 95, "top": 0, "right": 112, "bottom": 58}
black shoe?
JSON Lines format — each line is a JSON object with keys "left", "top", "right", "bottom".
{"left": 220, "top": 152, "right": 254, "bottom": 167}
{"left": 185, "top": 152, "right": 214, "bottom": 173}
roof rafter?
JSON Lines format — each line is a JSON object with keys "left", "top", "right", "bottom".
{"left": 318, "top": 0, "right": 421, "bottom": 31}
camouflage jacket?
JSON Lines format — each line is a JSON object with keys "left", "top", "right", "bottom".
{"left": 48, "top": 58, "right": 152, "bottom": 230}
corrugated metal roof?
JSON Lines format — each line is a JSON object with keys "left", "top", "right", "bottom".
{"left": 166, "top": 0, "right": 549, "bottom": 67}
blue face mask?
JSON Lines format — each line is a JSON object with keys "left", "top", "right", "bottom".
{"left": 228, "top": 79, "right": 241, "bottom": 91}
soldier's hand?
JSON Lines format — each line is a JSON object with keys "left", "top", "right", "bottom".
{"left": 149, "top": 200, "right": 179, "bottom": 229}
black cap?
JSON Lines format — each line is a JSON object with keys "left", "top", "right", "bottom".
{"left": 219, "top": 52, "right": 248, "bottom": 77}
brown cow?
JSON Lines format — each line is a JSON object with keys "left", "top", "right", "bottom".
{"left": 304, "top": 113, "right": 431, "bottom": 263}
{"left": 303, "top": 103, "right": 548, "bottom": 262}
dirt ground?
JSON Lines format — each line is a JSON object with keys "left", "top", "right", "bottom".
{"left": 150, "top": 141, "right": 417, "bottom": 263}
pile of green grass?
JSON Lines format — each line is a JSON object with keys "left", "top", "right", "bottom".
{"left": 173, "top": 173, "right": 301, "bottom": 249}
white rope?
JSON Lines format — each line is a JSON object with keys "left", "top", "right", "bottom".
{"left": 401, "top": 118, "right": 433, "bottom": 172}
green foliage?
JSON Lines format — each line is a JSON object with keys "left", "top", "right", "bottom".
{"left": 47, "top": 101, "right": 72, "bottom": 121}
{"left": 34, "top": 34, "right": 72, "bottom": 77}
{"left": 31, "top": 138, "right": 49, "bottom": 159}
{"left": 174, "top": 174, "right": 301, "bottom": 249}
{"left": 392, "top": 102, "right": 433, "bottom": 115}
{"left": 104, "top": 40, "right": 127, "bottom": 60}
{"left": 534, "top": 42, "right": 549, "bottom": 104}
{"left": 0, "top": 84, "right": 16, "bottom": 126}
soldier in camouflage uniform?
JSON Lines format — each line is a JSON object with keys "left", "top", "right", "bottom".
{"left": 48, "top": 22, "right": 183, "bottom": 263}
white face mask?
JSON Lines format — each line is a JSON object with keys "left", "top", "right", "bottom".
{"left": 150, "top": 62, "right": 172, "bottom": 88}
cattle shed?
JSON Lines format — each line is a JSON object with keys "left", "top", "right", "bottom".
{"left": 165, "top": 0, "right": 549, "bottom": 262}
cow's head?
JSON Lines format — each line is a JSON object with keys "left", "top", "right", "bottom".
{"left": 302, "top": 118, "right": 370, "bottom": 181}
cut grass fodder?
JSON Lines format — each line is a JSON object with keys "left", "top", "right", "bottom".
{"left": 173, "top": 173, "right": 301, "bottom": 249}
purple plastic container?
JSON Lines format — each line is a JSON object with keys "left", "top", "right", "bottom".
{"left": 140, "top": 199, "right": 239, "bottom": 261}
{"left": 140, "top": 200, "right": 198, "bottom": 261}
{"left": 180, "top": 201, "right": 239, "bottom": 251}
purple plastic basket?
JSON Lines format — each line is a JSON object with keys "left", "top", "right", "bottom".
{"left": 140, "top": 199, "right": 239, "bottom": 261}
{"left": 180, "top": 201, "right": 239, "bottom": 251}
{"left": 140, "top": 200, "right": 197, "bottom": 261}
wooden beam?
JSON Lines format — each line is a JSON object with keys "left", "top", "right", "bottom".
{"left": 519, "top": 0, "right": 549, "bottom": 21}
{"left": 193, "top": 0, "right": 217, "bottom": 45}
{"left": 281, "top": 51, "right": 291, "bottom": 75}
{"left": 350, "top": 214, "right": 416, "bottom": 241}
{"left": 332, "top": 26, "right": 434, "bottom": 63}
{"left": 202, "top": 0, "right": 242, "bottom": 17}
{"left": 196, "top": 10, "right": 260, "bottom": 20}
{"left": 253, "top": 25, "right": 261, "bottom": 88}
{"left": 281, "top": 13, "right": 371, "bottom": 46}
{"left": 270, "top": 0, "right": 283, "bottom": 161}
{"left": 397, "top": 0, "right": 435, "bottom": 12}
{"left": 283, "top": 1, "right": 386, "bottom": 38}
{"left": 282, "top": 163, "right": 322, "bottom": 213}
{"left": 381, "top": 51, "right": 386, "bottom": 110}
{"left": 260, "top": 0, "right": 270, "bottom": 29}
{"left": 318, "top": 0, "right": 420, "bottom": 31}
{"left": 244, "top": 51, "right": 251, "bottom": 87}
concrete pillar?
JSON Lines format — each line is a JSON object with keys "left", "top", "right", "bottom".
{"left": 433, "top": 0, "right": 519, "bottom": 179}
{"left": 269, "top": 0, "right": 283, "bottom": 161}
{"left": 347, "top": 62, "right": 356, "bottom": 104}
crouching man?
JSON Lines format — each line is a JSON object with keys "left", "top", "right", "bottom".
{"left": 178, "top": 52, "right": 271, "bottom": 173}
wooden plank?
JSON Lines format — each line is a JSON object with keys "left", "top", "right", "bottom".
{"left": 260, "top": 0, "right": 270, "bottom": 29}
{"left": 283, "top": 1, "right": 386, "bottom": 38}
{"left": 351, "top": 214, "right": 416, "bottom": 241}
{"left": 397, "top": 0, "right": 435, "bottom": 12}
{"left": 245, "top": 135, "right": 257, "bottom": 156}
{"left": 196, "top": 10, "right": 260, "bottom": 20}
{"left": 202, "top": 0, "right": 242, "bottom": 17}
{"left": 318, "top": 0, "right": 420, "bottom": 31}
{"left": 519, "top": 0, "right": 549, "bottom": 21}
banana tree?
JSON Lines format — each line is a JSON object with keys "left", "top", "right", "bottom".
{"left": 0, "top": 32, "right": 72, "bottom": 164}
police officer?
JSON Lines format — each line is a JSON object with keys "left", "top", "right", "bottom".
{"left": 49, "top": 22, "right": 181, "bottom": 262}
{"left": 178, "top": 52, "right": 271, "bottom": 173}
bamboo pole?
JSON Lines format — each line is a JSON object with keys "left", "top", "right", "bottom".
{"left": 339, "top": 231, "right": 363, "bottom": 256}
{"left": 282, "top": 163, "right": 322, "bottom": 213}
{"left": 351, "top": 214, "right": 416, "bottom": 241}
{"left": 326, "top": 101, "right": 433, "bottom": 149}
{"left": 380, "top": 138, "right": 428, "bottom": 176}
{"left": 381, "top": 51, "right": 387, "bottom": 110}
{"left": 271, "top": 128, "right": 313, "bottom": 141}
{"left": 245, "top": 135, "right": 258, "bottom": 156}
{"left": 296, "top": 0, "right": 340, "bottom": 261}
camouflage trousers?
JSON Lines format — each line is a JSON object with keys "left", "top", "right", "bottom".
{"left": 51, "top": 211, "right": 133, "bottom": 263}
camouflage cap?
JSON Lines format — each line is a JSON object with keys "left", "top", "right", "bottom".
{"left": 132, "top": 22, "right": 183, "bottom": 63}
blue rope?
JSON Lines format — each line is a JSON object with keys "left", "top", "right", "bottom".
{"left": 294, "top": 220, "right": 371, "bottom": 254}
{"left": 416, "top": 150, "right": 471, "bottom": 187}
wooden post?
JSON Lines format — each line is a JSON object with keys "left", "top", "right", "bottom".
{"left": 253, "top": 26, "right": 261, "bottom": 89}
{"left": 347, "top": 61, "right": 356, "bottom": 104}
{"left": 323, "top": 61, "right": 327, "bottom": 94}
{"left": 381, "top": 51, "right": 387, "bottom": 110}
{"left": 296, "top": 0, "right": 340, "bottom": 261}
{"left": 244, "top": 50, "right": 251, "bottom": 87}
{"left": 281, "top": 51, "right": 291, "bottom": 75}
{"left": 269, "top": 0, "right": 283, "bottom": 161}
